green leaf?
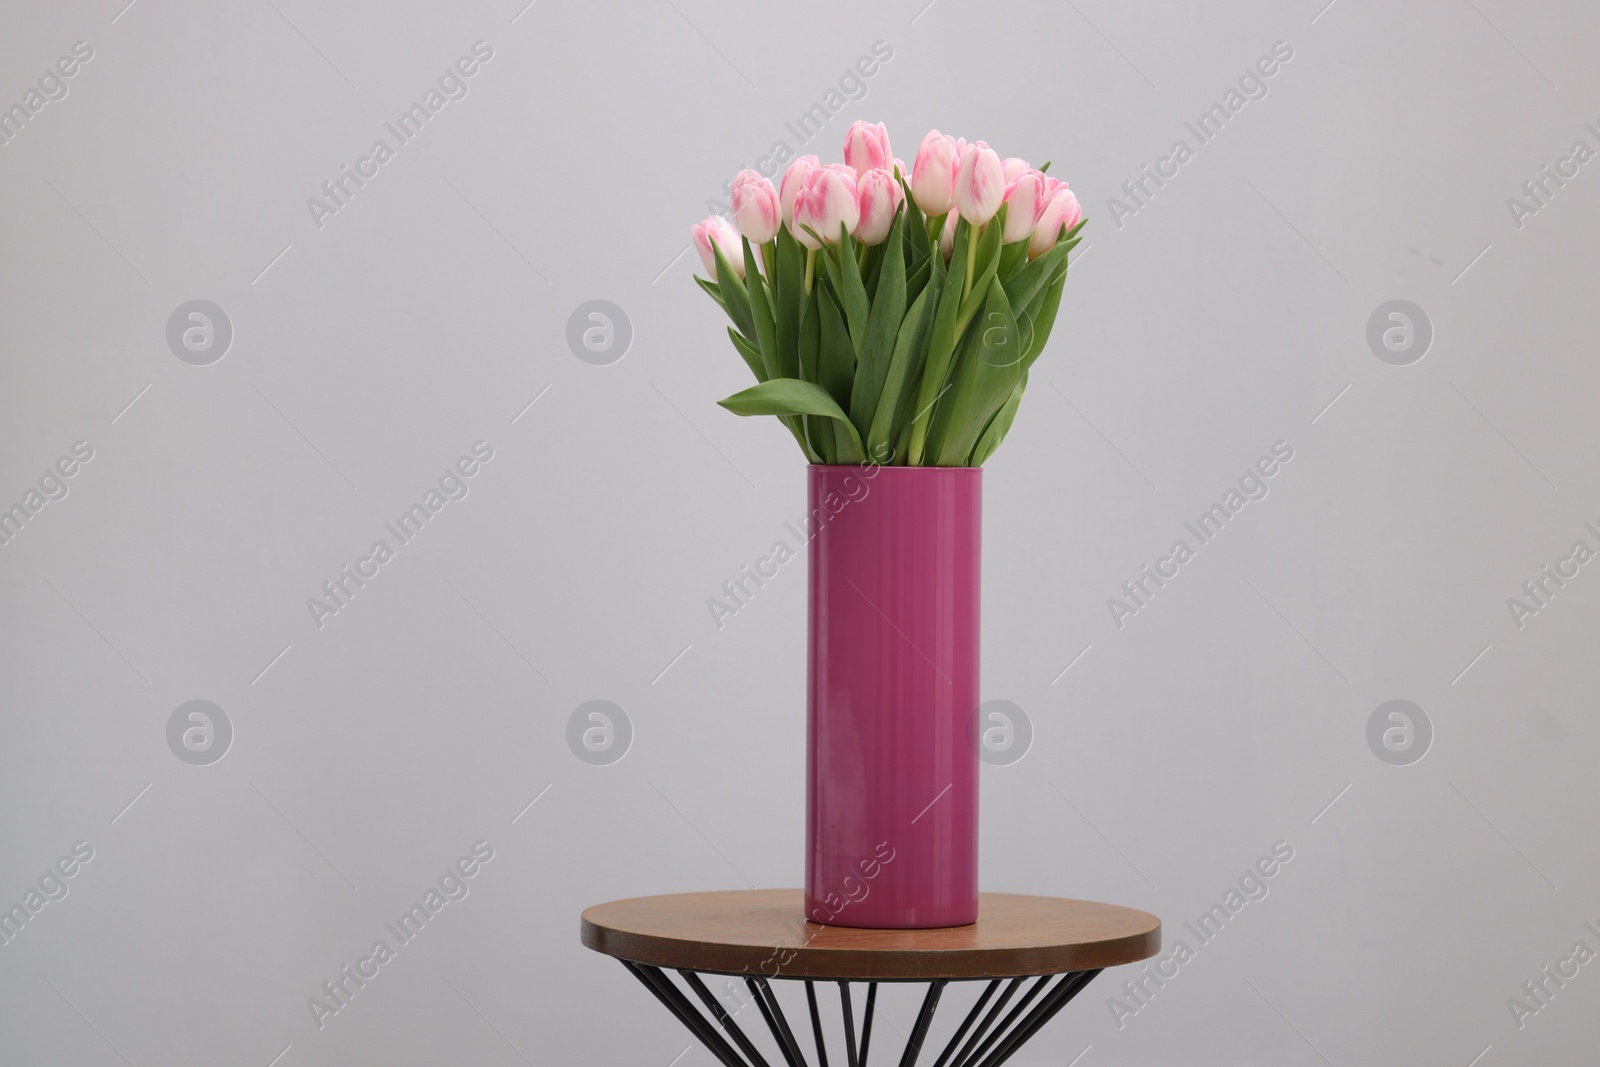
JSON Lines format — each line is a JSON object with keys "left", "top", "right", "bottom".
{"left": 743, "top": 238, "right": 780, "bottom": 381}
{"left": 816, "top": 284, "right": 858, "bottom": 458}
{"left": 1003, "top": 216, "right": 1082, "bottom": 302}
{"left": 929, "top": 275, "right": 1027, "bottom": 465}
{"left": 906, "top": 258, "right": 931, "bottom": 310}
{"left": 848, "top": 213, "right": 907, "bottom": 438}
{"left": 900, "top": 180, "right": 929, "bottom": 270}
{"left": 834, "top": 227, "right": 870, "bottom": 350}
{"left": 792, "top": 417, "right": 824, "bottom": 463}
{"left": 816, "top": 284, "right": 855, "bottom": 412}
{"left": 969, "top": 369, "right": 1028, "bottom": 466}
{"left": 866, "top": 268, "right": 941, "bottom": 457}
{"left": 903, "top": 198, "right": 934, "bottom": 295}
{"left": 997, "top": 240, "right": 1029, "bottom": 282}
{"left": 718, "top": 379, "right": 864, "bottom": 462}
{"left": 695, "top": 274, "right": 727, "bottom": 313}
{"left": 1001, "top": 239, "right": 1070, "bottom": 312}
{"left": 712, "top": 242, "right": 755, "bottom": 344}
{"left": 732, "top": 238, "right": 819, "bottom": 463}
{"left": 1019, "top": 259, "right": 1069, "bottom": 373}
{"left": 892, "top": 409, "right": 915, "bottom": 465}
{"left": 861, "top": 242, "right": 887, "bottom": 302}
{"left": 923, "top": 211, "right": 949, "bottom": 264}
{"left": 901, "top": 196, "right": 935, "bottom": 305}
{"left": 953, "top": 210, "right": 1006, "bottom": 337}
{"left": 740, "top": 237, "right": 817, "bottom": 454}
{"left": 906, "top": 215, "right": 972, "bottom": 464}
{"left": 774, "top": 228, "right": 805, "bottom": 380}
{"left": 1010, "top": 215, "right": 1085, "bottom": 299}
{"left": 727, "top": 326, "right": 766, "bottom": 383}
{"left": 718, "top": 320, "right": 819, "bottom": 463}
{"left": 797, "top": 288, "right": 818, "bottom": 380}
{"left": 797, "top": 290, "right": 828, "bottom": 461}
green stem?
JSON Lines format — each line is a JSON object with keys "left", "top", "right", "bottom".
{"left": 926, "top": 212, "right": 949, "bottom": 262}
{"left": 761, "top": 239, "right": 778, "bottom": 286}
{"left": 962, "top": 223, "right": 979, "bottom": 301}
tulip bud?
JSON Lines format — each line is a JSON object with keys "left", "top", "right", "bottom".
{"left": 730, "top": 170, "right": 780, "bottom": 244}
{"left": 1000, "top": 171, "right": 1049, "bottom": 244}
{"left": 853, "top": 169, "right": 903, "bottom": 245}
{"left": 953, "top": 141, "right": 1004, "bottom": 226}
{"left": 911, "top": 130, "right": 959, "bottom": 216}
{"left": 842, "top": 120, "right": 893, "bottom": 178}
{"left": 779, "top": 155, "right": 821, "bottom": 226}
{"left": 939, "top": 209, "right": 959, "bottom": 261}
{"left": 792, "top": 164, "right": 860, "bottom": 250}
{"left": 1029, "top": 186, "right": 1082, "bottom": 260}
{"left": 692, "top": 215, "right": 744, "bottom": 278}
{"left": 1000, "top": 157, "right": 1031, "bottom": 184}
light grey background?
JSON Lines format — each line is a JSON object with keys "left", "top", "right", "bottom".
{"left": 2, "top": 0, "right": 1596, "bottom": 1064}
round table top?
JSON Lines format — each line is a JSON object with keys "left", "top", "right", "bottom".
{"left": 581, "top": 890, "right": 1160, "bottom": 980}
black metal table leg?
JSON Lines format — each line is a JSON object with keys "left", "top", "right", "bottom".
{"left": 838, "top": 981, "right": 858, "bottom": 1067}
{"left": 748, "top": 975, "right": 810, "bottom": 1067}
{"left": 943, "top": 977, "right": 1022, "bottom": 1067}
{"left": 622, "top": 961, "right": 751, "bottom": 1067}
{"left": 972, "top": 970, "right": 1099, "bottom": 1067}
{"left": 859, "top": 982, "right": 877, "bottom": 1065}
{"left": 805, "top": 981, "right": 831, "bottom": 1067}
{"left": 681, "top": 970, "right": 773, "bottom": 1067}
{"left": 952, "top": 976, "right": 1050, "bottom": 1067}
{"left": 617, "top": 964, "right": 1103, "bottom": 1067}
{"left": 929, "top": 980, "right": 999, "bottom": 1067}
{"left": 897, "top": 980, "right": 947, "bottom": 1067}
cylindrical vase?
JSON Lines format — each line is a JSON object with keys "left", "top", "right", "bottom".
{"left": 805, "top": 463, "right": 980, "bottom": 929}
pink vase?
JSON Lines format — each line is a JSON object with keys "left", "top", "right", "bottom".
{"left": 804, "top": 464, "right": 980, "bottom": 929}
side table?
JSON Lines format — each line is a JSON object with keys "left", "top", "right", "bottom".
{"left": 581, "top": 889, "right": 1159, "bottom": 1067}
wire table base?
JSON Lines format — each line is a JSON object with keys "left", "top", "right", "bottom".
{"left": 621, "top": 962, "right": 1102, "bottom": 1067}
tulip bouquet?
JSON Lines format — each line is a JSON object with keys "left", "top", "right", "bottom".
{"left": 691, "top": 121, "right": 1083, "bottom": 467}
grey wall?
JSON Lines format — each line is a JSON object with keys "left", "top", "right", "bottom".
{"left": 2, "top": 0, "right": 1597, "bottom": 1064}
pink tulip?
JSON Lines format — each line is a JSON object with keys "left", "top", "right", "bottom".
{"left": 853, "top": 169, "right": 903, "bottom": 245}
{"left": 954, "top": 140, "right": 1004, "bottom": 226}
{"left": 1029, "top": 186, "right": 1082, "bottom": 260}
{"left": 939, "top": 209, "right": 959, "bottom": 260}
{"left": 910, "top": 130, "right": 959, "bottom": 216}
{"left": 842, "top": 120, "right": 893, "bottom": 178}
{"left": 1001, "top": 157, "right": 1032, "bottom": 184}
{"left": 779, "top": 155, "right": 821, "bottom": 226}
{"left": 1000, "top": 170, "right": 1049, "bottom": 244}
{"left": 692, "top": 215, "right": 744, "bottom": 278}
{"left": 792, "top": 164, "right": 860, "bottom": 249}
{"left": 731, "top": 169, "right": 780, "bottom": 244}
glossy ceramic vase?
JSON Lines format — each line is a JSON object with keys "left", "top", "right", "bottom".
{"left": 804, "top": 464, "right": 980, "bottom": 929}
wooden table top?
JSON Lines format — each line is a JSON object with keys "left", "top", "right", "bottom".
{"left": 581, "top": 890, "right": 1160, "bottom": 980}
